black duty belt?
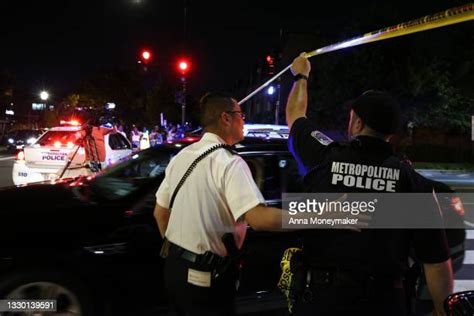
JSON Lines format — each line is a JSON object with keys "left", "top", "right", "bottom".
{"left": 167, "top": 242, "right": 223, "bottom": 268}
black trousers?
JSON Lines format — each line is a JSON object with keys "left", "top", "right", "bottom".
{"left": 293, "top": 285, "right": 407, "bottom": 316}
{"left": 164, "top": 255, "right": 237, "bottom": 316}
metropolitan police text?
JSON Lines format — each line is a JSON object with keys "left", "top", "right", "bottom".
{"left": 331, "top": 161, "right": 400, "bottom": 192}
{"left": 288, "top": 199, "right": 377, "bottom": 216}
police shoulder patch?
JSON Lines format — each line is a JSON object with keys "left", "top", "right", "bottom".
{"left": 310, "top": 130, "right": 333, "bottom": 146}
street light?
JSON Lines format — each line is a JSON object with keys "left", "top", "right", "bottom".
{"left": 40, "top": 91, "right": 49, "bottom": 102}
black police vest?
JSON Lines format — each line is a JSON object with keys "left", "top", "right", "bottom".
{"left": 300, "top": 137, "right": 416, "bottom": 278}
{"left": 304, "top": 137, "right": 412, "bottom": 194}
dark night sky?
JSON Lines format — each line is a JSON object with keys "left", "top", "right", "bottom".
{"left": 0, "top": 0, "right": 469, "bottom": 103}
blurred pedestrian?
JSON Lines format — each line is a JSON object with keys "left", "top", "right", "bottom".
{"left": 130, "top": 125, "right": 141, "bottom": 150}
{"left": 140, "top": 127, "right": 150, "bottom": 150}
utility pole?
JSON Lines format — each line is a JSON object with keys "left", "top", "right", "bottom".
{"left": 275, "top": 77, "right": 281, "bottom": 125}
{"left": 181, "top": 76, "right": 186, "bottom": 125}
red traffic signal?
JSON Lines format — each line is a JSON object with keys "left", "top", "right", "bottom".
{"left": 266, "top": 55, "right": 274, "bottom": 65}
{"left": 140, "top": 50, "right": 152, "bottom": 63}
{"left": 265, "top": 55, "right": 275, "bottom": 75}
{"left": 177, "top": 59, "right": 190, "bottom": 75}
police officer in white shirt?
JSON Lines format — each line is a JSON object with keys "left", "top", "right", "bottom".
{"left": 154, "top": 92, "right": 285, "bottom": 315}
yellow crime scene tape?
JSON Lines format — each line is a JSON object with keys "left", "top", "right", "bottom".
{"left": 239, "top": 3, "right": 474, "bottom": 105}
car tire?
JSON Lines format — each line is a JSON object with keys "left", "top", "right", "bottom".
{"left": 0, "top": 268, "right": 95, "bottom": 316}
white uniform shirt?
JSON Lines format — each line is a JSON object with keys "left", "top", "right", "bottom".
{"left": 156, "top": 132, "right": 266, "bottom": 257}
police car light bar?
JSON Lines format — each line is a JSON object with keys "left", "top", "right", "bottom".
{"left": 60, "top": 119, "right": 81, "bottom": 126}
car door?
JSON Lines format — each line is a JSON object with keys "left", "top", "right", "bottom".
{"left": 82, "top": 148, "right": 176, "bottom": 313}
{"left": 239, "top": 151, "right": 303, "bottom": 293}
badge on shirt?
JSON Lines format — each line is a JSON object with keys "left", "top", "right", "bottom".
{"left": 310, "top": 130, "right": 333, "bottom": 146}
{"left": 187, "top": 268, "right": 212, "bottom": 287}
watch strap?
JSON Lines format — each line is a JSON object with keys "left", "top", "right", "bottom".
{"left": 293, "top": 73, "right": 309, "bottom": 82}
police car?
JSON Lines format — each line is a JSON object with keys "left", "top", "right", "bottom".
{"left": 12, "top": 120, "right": 132, "bottom": 185}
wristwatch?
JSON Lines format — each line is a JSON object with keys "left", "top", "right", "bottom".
{"left": 293, "top": 73, "right": 308, "bottom": 82}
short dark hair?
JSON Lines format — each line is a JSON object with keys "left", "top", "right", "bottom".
{"left": 199, "top": 92, "right": 236, "bottom": 128}
{"left": 351, "top": 90, "right": 400, "bottom": 135}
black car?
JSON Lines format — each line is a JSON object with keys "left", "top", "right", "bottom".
{"left": 3, "top": 129, "right": 44, "bottom": 152}
{"left": 0, "top": 136, "right": 302, "bottom": 315}
{"left": 0, "top": 135, "right": 466, "bottom": 316}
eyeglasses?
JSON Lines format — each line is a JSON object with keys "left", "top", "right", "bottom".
{"left": 225, "top": 111, "right": 245, "bottom": 120}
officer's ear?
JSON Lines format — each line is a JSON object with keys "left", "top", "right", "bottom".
{"left": 354, "top": 116, "right": 365, "bottom": 133}
{"left": 220, "top": 111, "right": 232, "bottom": 127}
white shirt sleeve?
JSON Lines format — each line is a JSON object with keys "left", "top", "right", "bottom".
{"left": 155, "top": 164, "right": 172, "bottom": 209}
{"left": 224, "top": 157, "right": 266, "bottom": 221}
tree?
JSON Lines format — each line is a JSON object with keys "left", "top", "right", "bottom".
{"left": 77, "top": 67, "right": 145, "bottom": 124}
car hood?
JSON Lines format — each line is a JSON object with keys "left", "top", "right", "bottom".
{"left": 0, "top": 181, "right": 81, "bottom": 208}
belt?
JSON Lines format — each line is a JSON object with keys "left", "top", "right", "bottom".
{"left": 167, "top": 242, "right": 223, "bottom": 267}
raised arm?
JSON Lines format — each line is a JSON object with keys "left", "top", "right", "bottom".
{"left": 286, "top": 53, "right": 311, "bottom": 130}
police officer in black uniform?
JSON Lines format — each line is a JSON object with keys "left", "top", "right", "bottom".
{"left": 285, "top": 53, "right": 453, "bottom": 316}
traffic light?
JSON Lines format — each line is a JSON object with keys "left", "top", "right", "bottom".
{"left": 177, "top": 59, "right": 190, "bottom": 76}
{"left": 266, "top": 55, "right": 274, "bottom": 65}
{"left": 140, "top": 49, "right": 152, "bottom": 64}
{"left": 265, "top": 54, "right": 275, "bottom": 75}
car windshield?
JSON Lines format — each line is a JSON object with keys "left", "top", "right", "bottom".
{"left": 36, "top": 130, "right": 79, "bottom": 146}
{"left": 87, "top": 146, "right": 179, "bottom": 201}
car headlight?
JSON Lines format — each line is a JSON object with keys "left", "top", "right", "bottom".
{"left": 27, "top": 137, "right": 36, "bottom": 144}
{"left": 8, "top": 138, "right": 14, "bottom": 144}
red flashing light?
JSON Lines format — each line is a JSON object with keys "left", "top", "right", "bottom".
{"left": 60, "top": 119, "right": 81, "bottom": 126}
{"left": 184, "top": 136, "right": 200, "bottom": 142}
{"left": 16, "top": 150, "right": 25, "bottom": 161}
{"left": 266, "top": 55, "right": 274, "bottom": 64}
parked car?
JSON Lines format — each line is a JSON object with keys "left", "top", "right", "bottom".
{"left": 0, "top": 125, "right": 468, "bottom": 315}
{"left": 12, "top": 121, "right": 132, "bottom": 185}
{"left": 0, "top": 132, "right": 301, "bottom": 315}
{"left": 3, "top": 129, "right": 44, "bottom": 152}
{"left": 409, "top": 178, "right": 466, "bottom": 316}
